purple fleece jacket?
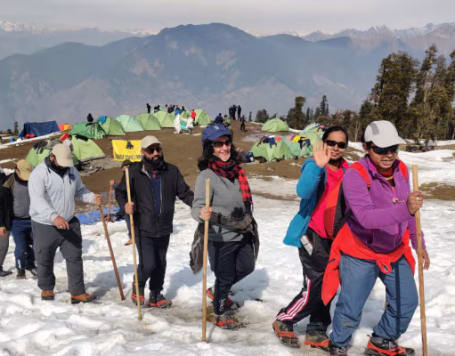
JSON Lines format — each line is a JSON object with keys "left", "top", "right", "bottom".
{"left": 343, "top": 156, "right": 425, "bottom": 254}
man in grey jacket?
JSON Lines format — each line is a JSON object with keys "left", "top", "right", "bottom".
{"left": 28, "top": 143, "right": 102, "bottom": 303}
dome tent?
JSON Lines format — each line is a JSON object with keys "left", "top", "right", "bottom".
{"left": 115, "top": 115, "right": 144, "bottom": 132}
{"left": 98, "top": 116, "right": 125, "bottom": 136}
{"left": 194, "top": 109, "right": 211, "bottom": 126}
{"left": 262, "top": 118, "right": 289, "bottom": 133}
{"left": 135, "top": 113, "right": 161, "bottom": 131}
{"left": 71, "top": 136, "right": 106, "bottom": 162}
{"left": 250, "top": 136, "right": 293, "bottom": 162}
{"left": 154, "top": 111, "right": 174, "bottom": 128}
{"left": 70, "top": 122, "right": 106, "bottom": 139}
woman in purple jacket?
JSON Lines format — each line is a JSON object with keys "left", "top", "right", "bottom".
{"left": 328, "top": 121, "right": 430, "bottom": 356}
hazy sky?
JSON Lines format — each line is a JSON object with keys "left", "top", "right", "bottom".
{"left": 1, "top": 0, "right": 454, "bottom": 35}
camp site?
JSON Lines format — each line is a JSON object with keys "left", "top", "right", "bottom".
{"left": 1, "top": 3, "right": 455, "bottom": 355}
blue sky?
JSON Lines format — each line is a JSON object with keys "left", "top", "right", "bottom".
{"left": 1, "top": 0, "right": 454, "bottom": 34}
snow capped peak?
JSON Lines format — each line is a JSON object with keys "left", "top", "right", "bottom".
{"left": 0, "top": 20, "right": 49, "bottom": 33}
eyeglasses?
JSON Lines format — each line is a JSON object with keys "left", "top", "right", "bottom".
{"left": 212, "top": 140, "right": 232, "bottom": 148}
{"left": 370, "top": 144, "right": 399, "bottom": 155}
{"left": 325, "top": 140, "right": 347, "bottom": 149}
{"left": 146, "top": 144, "right": 161, "bottom": 154}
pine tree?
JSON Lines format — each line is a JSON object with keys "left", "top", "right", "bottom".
{"left": 287, "top": 96, "right": 307, "bottom": 129}
{"left": 255, "top": 109, "right": 269, "bottom": 123}
{"left": 370, "top": 52, "right": 417, "bottom": 136}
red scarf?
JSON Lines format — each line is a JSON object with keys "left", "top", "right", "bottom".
{"left": 209, "top": 159, "right": 252, "bottom": 205}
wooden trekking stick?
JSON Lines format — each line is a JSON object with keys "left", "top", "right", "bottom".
{"left": 412, "top": 165, "right": 428, "bottom": 356}
{"left": 202, "top": 178, "right": 210, "bottom": 342}
{"left": 98, "top": 205, "right": 125, "bottom": 301}
{"left": 125, "top": 167, "right": 142, "bottom": 321}
{"left": 106, "top": 179, "right": 114, "bottom": 221}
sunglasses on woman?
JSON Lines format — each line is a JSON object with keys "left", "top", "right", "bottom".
{"left": 370, "top": 144, "right": 399, "bottom": 155}
{"left": 212, "top": 139, "right": 232, "bottom": 148}
{"left": 325, "top": 140, "right": 347, "bottom": 149}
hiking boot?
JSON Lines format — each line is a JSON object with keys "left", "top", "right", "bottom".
{"left": 124, "top": 238, "right": 132, "bottom": 246}
{"left": 304, "top": 329, "right": 330, "bottom": 351}
{"left": 147, "top": 292, "right": 172, "bottom": 308}
{"left": 0, "top": 267, "right": 12, "bottom": 277}
{"left": 365, "top": 335, "right": 415, "bottom": 356}
{"left": 26, "top": 267, "right": 38, "bottom": 278}
{"left": 71, "top": 293, "right": 97, "bottom": 304}
{"left": 272, "top": 320, "right": 300, "bottom": 348}
{"left": 207, "top": 286, "right": 238, "bottom": 311}
{"left": 213, "top": 313, "right": 242, "bottom": 330}
{"left": 41, "top": 290, "right": 55, "bottom": 301}
{"left": 131, "top": 283, "right": 145, "bottom": 305}
{"left": 329, "top": 343, "right": 349, "bottom": 356}
{"left": 16, "top": 268, "right": 26, "bottom": 279}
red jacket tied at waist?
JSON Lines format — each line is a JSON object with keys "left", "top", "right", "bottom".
{"left": 321, "top": 224, "right": 415, "bottom": 305}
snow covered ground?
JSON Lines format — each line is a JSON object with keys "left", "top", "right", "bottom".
{"left": 0, "top": 150, "right": 454, "bottom": 355}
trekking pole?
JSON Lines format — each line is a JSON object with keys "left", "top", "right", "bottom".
{"left": 412, "top": 165, "right": 428, "bottom": 356}
{"left": 125, "top": 167, "right": 142, "bottom": 321}
{"left": 106, "top": 179, "right": 114, "bottom": 221}
{"left": 98, "top": 204, "right": 125, "bottom": 301}
{"left": 202, "top": 178, "right": 210, "bottom": 342}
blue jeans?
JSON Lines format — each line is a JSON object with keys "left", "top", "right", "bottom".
{"left": 330, "top": 254, "right": 418, "bottom": 347}
{"left": 11, "top": 218, "right": 34, "bottom": 270}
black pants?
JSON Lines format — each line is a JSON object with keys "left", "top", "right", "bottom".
{"left": 32, "top": 218, "right": 85, "bottom": 295}
{"left": 136, "top": 234, "right": 170, "bottom": 293}
{"left": 276, "top": 228, "right": 332, "bottom": 332}
{"left": 208, "top": 238, "right": 255, "bottom": 314}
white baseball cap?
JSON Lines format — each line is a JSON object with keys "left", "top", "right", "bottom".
{"left": 141, "top": 135, "right": 161, "bottom": 149}
{"left": 51, "top": 143, "right": 74, "bottom": 167}
{"left": 364, "top": 120, "right": 405, "bottom": 147}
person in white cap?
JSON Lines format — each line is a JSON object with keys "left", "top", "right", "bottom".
{"left": 0, "top": 159, "right": 35, "bottom": 278}
{"left": 28, "top": 143, "right": 102, "bottom": 304}
{"left": 327, "top": 121, "right": 430, "bottom": 356}
{"left": 116, "top": 135, "right": 193, "bottom": 308}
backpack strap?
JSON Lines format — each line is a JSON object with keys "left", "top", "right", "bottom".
{"left": 351, "top": 162, "right": 370, "bottom": 188}
{"left": 398, "top": 160, "right": 408, "bottom": 179}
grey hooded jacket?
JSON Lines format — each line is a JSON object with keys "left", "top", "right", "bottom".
{"left": 28, "top": 159, "right": 94, "bottom": 225}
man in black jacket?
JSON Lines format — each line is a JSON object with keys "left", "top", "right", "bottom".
{"left": 116, "top": 135, "right": 193, "bottom": 308}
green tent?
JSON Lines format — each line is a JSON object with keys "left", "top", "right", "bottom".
{"left": 298, "top": 123, "right": 324, "bottom": 157}
{"left": 283, "top": 136, "right": 303, "bottom": 157}
{"left": 194, "top": 109, "right": 211, "bottom": 126}
{"left": 70, "top": 122, "right": 106, "bottom": 139}
{"left": 99, "top": 116, "right": 125, "bottom": 136}
{"left": 154, "top": 111, "right": 174, "bottom": 128}
{"left": 115, "top": 115, "right": 144, "bottom": 132}
{"left": 262, "top": 118, "right": 289, "bottom": 132}
{"left": 250, "top": 139, "right": 293, "bottom": 162}
{"left": 135, "top": 113, "right": 161, "bottom": 131}
{"left": 25, "top": 140, "right": 80, "bottom": 168}
{"left": 71, "top": 136, "right": 105, "bottom": 162}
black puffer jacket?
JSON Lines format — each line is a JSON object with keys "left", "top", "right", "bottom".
{"left": 116, "top": 161, "right": 193, "bottom": 237}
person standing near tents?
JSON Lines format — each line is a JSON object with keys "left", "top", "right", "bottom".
{"left": 237, "top": 105, "right": 242, "bottom": 120}
{"left": 326, "top": 121, "right": 430, "bottom": 356}
{"left": 240, "top": 115, "right": 246, "bottom": 132}
{"left": 187, "top": 114, "right": 194, "bottom": 135}
{"left": 0, "top": 160, "right": 36, "bottom": 279}
{"left": 87, "top": 113, "right": 94, "bottom": 123}
{"left": 273, "top": 126, "right": 349, "bottom": 350}
{"left": 28, "top": 143, "right": 102, "bottom": 303}
{"left": 146, "top": 103, "right": 151, "bottom": 114}
{"left": 174, "top": 113, "right": 182, "bottom": 134}
{"left": 116, "top": 136, "right": 194, "bottom": 308}
{"left": 192, "top": 123, "right": 258, "bottom": 329}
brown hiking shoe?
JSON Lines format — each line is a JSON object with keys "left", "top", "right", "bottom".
{"left": 124, "top": 239, "right": 132, "bottom": 246}
{"left": 273, "top": 320, "right": 300, "bottom": 348}
{"left": 71, "top": 293, "right": 96, "bottom": 304}
{"left": 304, "top": 330, "right": 330, "bottom": 351}
{"left": 41, "top": 290, "right": 55, "bottom": 301}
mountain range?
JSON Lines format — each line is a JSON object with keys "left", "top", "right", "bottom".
{"left": 0, "top": 22, "right": 454, "bottom": 130}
